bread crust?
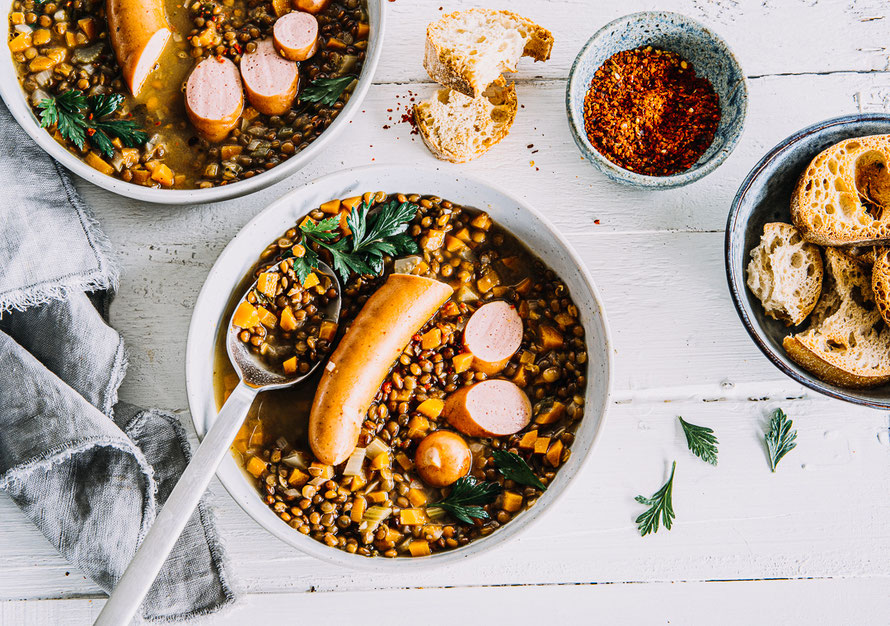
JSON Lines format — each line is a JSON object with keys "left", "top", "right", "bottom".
{"left": 872, "top": 247, "right": 890, "bottom": 327}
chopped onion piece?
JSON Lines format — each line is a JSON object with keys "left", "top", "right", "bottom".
{"left": 308, "top": 476, "right": 327, "bottom": 487}
{"left": 361, "top": 506, "right": 391, "bottom": 530}
{"left": 33, "top": 69, "right": 52, "bottom": 86}
{"left": 426, "top": 506, "right": 446, "bottom": 521}
{"left": 365, "top": 437, "right": 389, "bottom": 460}
{"left": 53, "top": 9, "right": 66, "bottom": 21}
{"left": 393, "top": 255, "right": 421, "bottom": 274}
{"left": 14, "top": 24, "right": 31, "bottom": 33}
{"left": 281, "top": 450, "right": 309, "bottom": 469}
{"left": 343, "top": 447, "right": 366, "bottom": 476}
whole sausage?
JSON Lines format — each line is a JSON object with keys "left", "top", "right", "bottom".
{"left": 443, "top": 379, "right": 531, "bottom": 438}
{"left": 240, "top": 38, "right": 300, "bottom": 116}
{"left": 462, "top": 300, "right": 523, "bottom": 375}
{"left": 185, "top": 56, "right": 244, "bottom": 142}
{"left": 294, "top": 0, "right": 330, "bottom": 14}
{"left": 415, "top": 430, "right": 471, "bottom": 487}
{"left": 309, "top": 274, "right": 453, "bottom": 465}
{"left": 107, "top": 0, "right": 171, "bottom": 97}
{"left": 273, "top": 11, "right": 319, "bottom": 61}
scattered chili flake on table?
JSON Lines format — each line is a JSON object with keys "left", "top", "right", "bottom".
{"left": 583, "top": 46, "right": 720, "bottom": 176}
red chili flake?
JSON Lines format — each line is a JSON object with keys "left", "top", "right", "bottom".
{"left": 583, "top": 46, "right": 720, "bottom": 176}
{"left": 594, "top": 219, "right": 601, "bottom": 225}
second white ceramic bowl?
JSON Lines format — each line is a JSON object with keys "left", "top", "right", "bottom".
{"left": 185, "top": 164, "right": 613, "bottom": 570}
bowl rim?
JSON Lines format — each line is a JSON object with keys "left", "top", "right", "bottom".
{"left": 184, "top": 163, "right": 614, "bottom": 570}
{"left": 565, "top": 9, "right": 748, "bottom": 189}
{"left": 0, "top": 0, "right": 385, "bottom": 205}
{"left": 724, "top": 112, "right": 890, "bottom": 409}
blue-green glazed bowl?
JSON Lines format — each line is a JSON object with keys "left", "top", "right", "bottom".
{"left": 566, "top": 11, "right": 747, "bottom": 189}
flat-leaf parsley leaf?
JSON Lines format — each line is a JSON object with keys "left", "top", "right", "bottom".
{"left": 635, "top": 461, "right": 676, "bottom": 537}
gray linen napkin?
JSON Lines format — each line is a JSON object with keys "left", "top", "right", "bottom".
{"left": 0, "top": 101, "right": 235, "bottom": 622}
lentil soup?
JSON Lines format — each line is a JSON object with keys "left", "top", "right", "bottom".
{"left": 7, "top": 0, "right": 369, "bottom": 189}
{"left": 213, "top": 192, "right": 590, "bottom": 558}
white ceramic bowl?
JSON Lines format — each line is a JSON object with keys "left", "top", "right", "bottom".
{"left": 185, "top": 165, "right": 613, "bottom": 570}
{"left": 0, "top": 0, "right": 384, "bottom": 204}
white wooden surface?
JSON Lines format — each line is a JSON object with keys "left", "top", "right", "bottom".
{"left": 3, "top": 0, "right": 890, "bottom": 623}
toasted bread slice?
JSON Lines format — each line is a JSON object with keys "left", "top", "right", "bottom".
{"left": 783, "top": 247, "right": 890, "bottom": 388}
{"left": 872, "top": 247, "right": 890, "bottom": 326}
{"left": 747, "top": 222, "right": 823, "bottom": 326}
{"left": 414, "top": 78, "right": 517, "bottom": 163}
{"left": 791, "top": 135, "right": 890, "bottom": 246}
{"left": 839, "top": 245, "right": 877, "bottom": 266}
{"left": 424, "top": 9, "right": 553, "bottom": 98}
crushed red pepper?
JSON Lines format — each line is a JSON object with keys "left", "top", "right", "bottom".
{"left": 583, "top": 46, "right": 720, "bottom": 176}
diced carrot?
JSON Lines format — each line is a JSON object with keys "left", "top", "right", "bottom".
{"left": 83, "top": 151, "right": 113, "bottom": 175}
{"left": 408, "top": 540, "right": 431, "bottom": 557}
{"left": 470, "top": 213, "right": 491, "bottom": 230}
{"left": 9, "top": 12, "right": 24, "bottom": 25}
{"left": 444, "top": 234, "right": 465, "bottom": 252}
{"left": 535, "top": 401, "right": 566, "bottom": 425}
{"left": 413, "top": 260, "right": 430, "bottom": 275}
{"left": 399, "top": 508, "right": 427, "bottom": 525}
{"left": 366, "top": 490, "right": 387, "bottom": 504}
{"left": 421, "top": 328, "right": 441, "bottom": 350}
{"left": 341, "top": 196, "right": 362, "bottom": 210}
{"left": 65, "top": 31, "right": 77, "bottom": 47}
{"left": 395, "top": 452, "right": 414, "bottom": 471}
{"left": 257, "top": 272, "right": 278, "bottom": 298}
{"left": 545, "top": 440, "right": 564, "bottom": 468}
{"left": 500, "top": 255, "right": 523, "bottom": 271}
{"left": 416, "top": 398, "right": 444, "bottom": 420}
{"left": 245, "top": 456, "right": 266, "bottom": 478}
{"left": 421, "top": 524, "right": 444, "bottom": 541}
{"left": 511, "top": 366, "right": 529, "bottom": 387}
{"left": 452, "top": 352, "right": 474, "bottom": 374}
{"left": 232, "top": 301, "right": 259, "bottom": 329}
{"left": 421, "top": 229, "right": 445, "bottom": 251}
{"left": 326, "top": 37, "right": 347, "bottom": 50}
{"left": 454, "top": 227, "right": 472, "bottom": 243}
{"left": 282, "top": 356, "right": 297, "bottom": 375}
{"left": 501, "top": 491, "right": 523, "bottom": 512}
{"left": 271, "top": 0, "right": 289, "bottom": 16}
{"left": 120, "top": 147, "right": 140, "bottom": 168}
{"left": 406, "top": 416, "right": 429, "bottom": 439}
{"left": 320, "top": 199, "right": 340, "bottom": 214}
{"left": 45, "top": 47, "right": 66, "bottom": 64}
{"left": 356, "top": 22, "right": 370, "bottom": 39}
{"left": 280, "top": 306, "right": 298, "bottom": 331}
{"left": 8, "top": 32, "right": 31, "bottom": 53}
{"left": 256, "top": 306, "right": 277, "bottom": 328}
{"left": 132, "top": 169, "right": 151, "bottom": 185}
{"left": 150, "top": 163, "right": 174, "bottom": 187}
{"left": 518, "top": 430, "right": 538, "bottom": 450}
{"left": 220, "top": 145, "right": 243, "bottom": 159}
{"left": 476, "top": 269, "right": 500, "bottom": 293}
{"left": 350, "top": 474, "right": 367, "bottom": 491}
{"left": 351, "top": 495, "right": 367, "bottom": 522}
{"left": 533, "top": 437, "right": 551, "bottom": 455}
{"left": 539, "top": 325, "right": 564, "bottom": 350}
{"left": 442, "top": 301, "right": 460, "bottom": 317}
{"left": 248, "top": 422, "right": 265, "bottom": 446}
{"left": 309, "top": 462, "right": 334, "bottom": 479}
{"left": 303, "top": 271, "right": 320, "bottom": 288}
{"left": 338, "top": 210, "right": 351, "bottom": 236}
{"left": 554, "top": 312, "right": 575, "bottom": 328}
{"left": 407, "top": 488, "right": 427, "bottom": 507}
{"left": 519, "top": 350, "right": 535, "bottom": 365}
{"left": 288, "top": 468, "right": 309, "bottom": 486}
{"left": 78, "top": 17, "right": 96, "bottom": 40}
{"left": 515, "top": 277, "right": 533, "bottom": 295}
{"left": 370, "top": 451, "right": 390, "bottom": 470}
{"left": 319, "top": 320, "right": 337, "bottom": 341}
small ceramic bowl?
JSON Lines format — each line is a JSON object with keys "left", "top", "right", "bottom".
{"left": 566, "top": 11, "right": 747, "bottom": 189}
{"left": 726, "top": 113, "right": 890, "bottom": 409}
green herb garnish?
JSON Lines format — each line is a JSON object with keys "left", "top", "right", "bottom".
{"left": 678, "top": 417, "right": 718, "bottom": 466}
{"left": 492, "top": 450, "right": 546, "bottom": 490}
{"left": 765, "top": 409, "right": 797, "bottom": 472}
{"left": 36, "top": 90, "right": 148, "bottom": 159}
{"left": 635, "top": 461, "right": 676, "bottom": 537}
{"left": 300, "top": 76, "right": 356, "bottom": 107}
{"left": 288, "top": 199, "right": 420, "bottom": 283}
{"left": 429, "top": 476, "right": 501, "bottom": 525}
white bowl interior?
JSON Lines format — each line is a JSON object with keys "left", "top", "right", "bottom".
{"left": 0, "top": 0, "right": 384, "bottom": 204}
{"left": 185, "top": 165, "right": 612, "bottom": 570}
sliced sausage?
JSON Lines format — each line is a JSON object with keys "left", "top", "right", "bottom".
{"left": 185, "top": 56, "right": 244, "bottom": 143}
{"left": 443, "top": 379, "right": 531, "bottom": 438}
{"left": 463, "top": 300, "right": 523, "bottom": 375}
{"left": 240, "top": 38, "right": 300, "bottom": 116}
{"left": 309, "top": 275, "right": 453, "bottom": 465}
{"left": 107, "top": 0, "right": 171, "bottom": 97}
{"left": 415, "top": 430, "right": 471, "bottom": 487}
{"left": 273, "top": 11, "right": 319, "bottom": 61}
{"left": 294, "top": 0, "right": 330, "bottom": 14}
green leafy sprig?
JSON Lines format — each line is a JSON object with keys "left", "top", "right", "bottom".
{"left": 678, "top": 416, "right": 718, "bottom": 466}
{"left": 300, "top": 76, "right": 356, "bottom": 107}
{"left": 428, "top": 476, "right": 501, "bottom": 525}
{"left": 36, "top": 90, "right": 148, "bottom": 159}
{"left": 635, "top": 461, "right": 676, "bottom": 537}
{"left": 492, "top": 450, "right": 546, "bottom": 491}
{"left": 765, "top": 409, "right": 797, "bottom": 472}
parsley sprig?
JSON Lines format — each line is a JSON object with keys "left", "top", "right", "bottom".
{"left": 765, "top": 409, "right": 797, "bottom": 472}
{"left": 428, "top": 476, "right": 501, "bottom": 525}
{"left": 635, "top": 461, "right": 676, "bottom": 537}
{"left": 287, "top": 199, "right": 420, "bottom": 284}
{"left": 36, "top": 90, "right": 148, "bottom": 159}
{"left": 678, "top": 417, "right": 718, "bottom": 466}
{"left": 300, "top": 76, "right": 356, "bottom": 107}
{"left": 492, "top": 450, "right": 546, "bottom": 491}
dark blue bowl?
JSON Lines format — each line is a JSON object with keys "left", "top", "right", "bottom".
{"left": 726, "top": 114, "right": 890, "bottom": 408}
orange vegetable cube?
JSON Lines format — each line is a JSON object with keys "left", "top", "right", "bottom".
{"left": 406, "top": 416, "right": 429, "bottom": 439}
{"left": 341, "top": 196, "right": 362, "bottom": 210}
{"left": 338, "top": 210, "right": 351, "bottom": 236}
{"left": 9, "top": 12, "right": 24, "bottom": 25}
{"left": 413, "top": 261, "right": 430, "bottom": 275}
{"left": 232, "top": 301, "right": 259, "bottom": 329}
{"left": 356, "top": 22, "right": 370, "bottom": 39}
{"left": 366, "top": 490, "right": 387, "bottom": 504}
{"left": 395, "top": 452, "right": 414, "bottom": 471}
{"left": 502, "top": 491, "right": 523, "bottom": 512}
{"left": 545, "top": 440, "right": 564, "bottom": 468}
{"left": 303, "top": 271, "right": 320, "bottom": 289}
{"left": 309, "top": 462, "right": 334, "bottom": 479}
{"left": 421, "top": 229, "right": 445, "bottom": 251}
{"left": 280, "top": 306, "right": 298, "bottom": 331}
{"left": 220, "top": 145, "right": 243, "bottom": 160}
{"left": 515, "top": 277, "right": 533, "bottom": 296}
{"left": 8, "top": 32, "right": 31, "bottom": 52}
{"left": 351, "top": 495, "right": 367, "bottom": 522}
{"left": 319, "top": 199, "right": 340, "bottom": 214}
{"left": 399, "top": 508, "right": 427, "bottom": 525}
{"left": 452, "top": 352, "right": 474, "bottom": 374}
{"left": 257, "top": 272, "right": 278, "bottom": 298}
{"left": 533, "top": 437, "right": 551, "bottom": 455}
{"left": 518, "top": 430, "right": 538, "bottom": 450}
{"left": 319, "top": 320, "right": 337, "bottom": 341}
{"left": 370, "top": 451, "right": 390, "bottom": 471}
{"left": 84, "top": 151, "right": 114, "bottom": 176}
{"left": 417, "top": 398, "right": 444, "bottom": 420}
{"left": 256, "top": 306, "right": 277, "bottom": 328}
{"left": 282, "top": 356, "right": 298, "bottom": 375}
{"left": 535, "top": 401, "right": 566, "bottom": 425}
{"left": 476, "top": 269, "right": 500, "bottom": 293}
{"left": 248, "top": 422, "right": 265, "bottom": 446}
{"left": 407, "top": 488, "right": 427, "bottom": 507}
{"left": 288, "top": 468, "right": 310, "bottom": 486}
{"left": 470, "top": 212, "right": 491, "bottom": 230}
{"left": 78, "top": 17, "right": 96, "bottom": 40}
{"left": 150, "top": 163, "right": 174, "bottom": 187}
{"left": 538, "top": 325, "right": 564, "bottom": 350}
{"left": 120, "top": 148, "right": 140, "bottom": 168}
{"left": 408, "top": 540, "right": 431, "bottom": 557}
{"left": 444, "top": 235, "right": 466, "bottom": 252}
{"left": 45, "top": 47, "right": 66, "bottom": 64}
{"left": 421, "top": 328, "right": 442, "bottom": 350}
{"left": 442, "top": 301, "right": 460, "bottom": 317}
{"left": 245, "top": 456, "right": 266, "bottom": 478}
{"left": 271, "top": 0, "right": 289, "bottom": 16}
{"left": 454, "top": 227, "right": 472, "bottom": 243}
{"left": 511, "top": 366, "right": 529, "bottom": 388}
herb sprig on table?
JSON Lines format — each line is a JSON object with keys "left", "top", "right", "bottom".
{"left": 678, "top": 416, "right": 719, "bottom": 466}
{"left": 300, "top": 76, "right": 356, "bottom": 107}
{"left": 428, "top": 476, "right": 501, "bottom": 525}
{"left": 286, "top": 199, "right": 420, "bottom": 283}
{"left": 635, "top": 461, "right": 676, "bottom": 537}
{"left": 492, "top": 450, "right": 546, "bottom": 491}
{"left": 36, "top": 90, "right": 148, "bottom": 159}
{"left": 765, "top": 409, "right": 797, "bottom": 472}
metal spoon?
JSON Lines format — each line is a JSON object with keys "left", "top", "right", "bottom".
{"left": 95, "top": 261, "right": 341, "bottom": 626}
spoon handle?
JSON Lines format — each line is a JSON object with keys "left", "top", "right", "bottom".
{"left": 94, "top": 381, "right": 257, "bottom": 626}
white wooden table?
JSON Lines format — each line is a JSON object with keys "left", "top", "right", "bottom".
{"left": 3, "top": 1, "right": 890, "bottom": 623}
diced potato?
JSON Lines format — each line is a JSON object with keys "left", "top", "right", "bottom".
{"left": 282, "top": 356, "right": 297, "bottom": 375}
{"left": 535, "top": 401, "right": 566, "bottom": 425}
{"left": 85, "top": 151, "right": 114, "bottom": 176}
{"left": 303, "top": 271, "right": 320, "bottom": 288}
{"left": 351, "top": 495, "right": 367, "bottom": 522}
{"left": 257, "top": 272, "right": 279, "bottom": 298}
{"left": 245, "top": 456, "right": 266, "bottom": 478}
{"left": 309, "top": 462, "right": 334, "bottom": 479}
{"left": 421, "top": 328, "right": 441, "bottom": 350}
{"left": 232, "top": 301, "right": 259, "bottom": 329}
{"left": 502, "top": 491, "right": 523, "bottom": 512}
{"left": 150, "top": 163, "right": 174, "bottom": 187}
{"left": 533, "top": 436, "right": 551, "bottom": 455}
{"left": 407, "top": 488, "right": 427, "bottom": 507}
{"left": 320, "top": 199, "right": 340, "bottom": 214}
{"left": 518, "top": 430, "right": 538, "bottom": 450}
{"left": 280, "top": 306, "right": 298, "bottom": 331}
{"left": 416, "top": 398, "right": 444, "bottom": 420}
{"left": 319, "top": 320, "right": 337, "bottom": 341}
{"left": 452, "top": 352, "right": 474, "bottom": 374}
{"left": 220, "top": 145, "right": 243, "bottom": 159}
{"left": 288, "top": 468, "right": 309, "bottom": 486}
{"left": 399, "top": 508, "right": 427, "bottom": 525}
{"left": 341, "top": 196, "right": 363, "bottom": 210}
{"left": 545, "top": 440, "right": 564, "bottom": 468}
{"left": 421, "top": 229, "right": 445, "bottom": 251}
{"left": 470, "top": 212, "right": 491, "bottom": 230}
{"left": 256, "top": 306, "right": 277, "bottom": 328}
{"left": 538, "top": 325, "right": 564, "bottom": 350}
{"left": 408, "top": 540, "right": 431, "bottom": 557}
{"left": 8, "top": 32, "right": 31, "bottom": 53}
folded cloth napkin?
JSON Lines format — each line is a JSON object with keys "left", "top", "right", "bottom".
{"left": 0, "top": 101, "right": 235, "bottom": 622}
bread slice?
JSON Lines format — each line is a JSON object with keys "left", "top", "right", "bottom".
{"left": 424, "top": 9, "right": 553, "bottom": 98}
{"left": 413, "top": 78, "right": 517, "bottom": 163}
{"left": 791, "top": 135, "right": 890, "bottom": 246}
{"left": 746, "top": 222, "right": 823, "bottom": 326}
{"left": 839, "top": 245, "right": 877, "bottom": 266}
{"left": 872, "top": 247, "right": 890, "bottom": 326}
{"left": 783, "top": 247, "right": 890, "bottom": 388}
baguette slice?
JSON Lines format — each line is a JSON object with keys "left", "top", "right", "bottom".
{"left": 872, "top": 247, "right": 890, "bottom": 326}
{"left": 791, "top": 135, "right": 890, "bottom": 246}
{"left": 424, "top": 9, "right": 553, "bottom": 98}
{"left": 413, "top": 78, "right": 517, "bottom": 163}
{"left": 747, "top": 222, "right": 823, "bottom": 326}
{"left": 783, "top": 247, "right": 890, "bottom": 388}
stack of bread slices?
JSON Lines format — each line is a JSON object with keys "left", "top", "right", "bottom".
{"left": 747, "top": 135, "right": 890, "bottom": 388}
{"left": 413, "top": 9, "right": 553, "bottom": 163}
